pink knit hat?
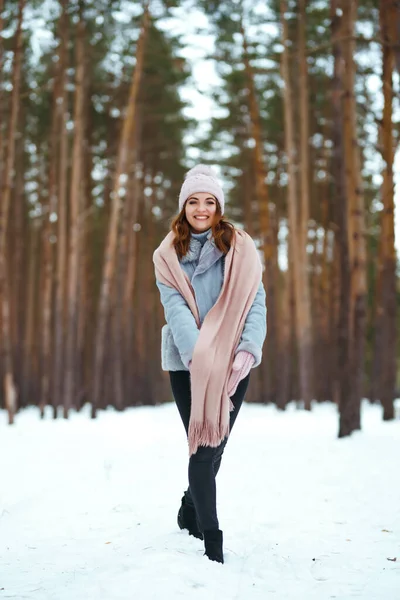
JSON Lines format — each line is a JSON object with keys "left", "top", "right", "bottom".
{"left": 178, "top": 164, "right": 225, "bottom": 214}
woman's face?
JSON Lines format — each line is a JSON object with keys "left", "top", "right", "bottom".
{"left": 185, "top": 192, "right": 217, "bottom": 233}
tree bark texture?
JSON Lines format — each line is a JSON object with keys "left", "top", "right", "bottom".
{"left": 0, "top": 0, "right": 25, "bottom": 424}
{"left": 91, "top": 3, "right": 150, "bottom": 417}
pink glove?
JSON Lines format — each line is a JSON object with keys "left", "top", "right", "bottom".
{"left": 227, "top": 351, "right": 255, "bottom": 397}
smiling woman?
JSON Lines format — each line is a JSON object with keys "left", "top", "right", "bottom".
{"left": 153, "top": 164, "right": 267, "bottom": 565}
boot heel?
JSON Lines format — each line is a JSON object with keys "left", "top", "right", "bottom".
{"left": 203, "top": 529, "right": 224, "bottom": 564}
{"left": 177, "top": 493, "right": 203, "bottom": 540}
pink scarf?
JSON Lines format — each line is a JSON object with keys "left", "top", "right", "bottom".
{"left": 153, "top": 229, "right": 262, "bottom": 455}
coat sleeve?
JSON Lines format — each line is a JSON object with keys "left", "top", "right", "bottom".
{"left": 156, "top": 279, "right": 199, "bottom": 368}
{"left": 236, "top": 280, "right": 267, "bottom": 367}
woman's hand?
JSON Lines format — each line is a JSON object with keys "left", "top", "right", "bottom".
{"left": 227, "top": 351, "right": 255, "bottom": 397}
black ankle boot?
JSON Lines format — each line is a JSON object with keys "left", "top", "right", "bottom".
{"left": 177, "top": 492, "right": 203, "bottom": 540}
{"left": 203, "top": 529, "right": 224, "bottom": 564}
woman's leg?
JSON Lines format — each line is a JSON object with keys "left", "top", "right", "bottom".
{"left": 169, "top": 371, "right": 250, "bottom": 531}
{"left": 169, "top": 370, "right": 204, "bottom": 538}
{"left": 169, "top": 370, "right": 191, "bottom": 434}
{"left": 169, "top": 371, "right": 197, "bottom": 510}
{"left": 213, "top": 373, "right": 250, "bottom": 476}
{"left": 188, "top": 374, "right": 250, "bottom": 531}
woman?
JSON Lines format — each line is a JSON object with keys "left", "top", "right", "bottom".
{"left": 153, "top": 165, "right": 266, "bottom": 564}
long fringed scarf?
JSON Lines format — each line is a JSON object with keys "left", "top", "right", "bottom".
{"left": 153, "top": 229, "right": 262, "bottom": 455}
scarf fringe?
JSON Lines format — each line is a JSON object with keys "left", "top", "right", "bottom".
{"left": 188, "top": 419, "right": 229, "bottom": 456}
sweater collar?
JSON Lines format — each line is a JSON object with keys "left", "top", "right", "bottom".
{"left": 191, "top": 229, "right": 211, "bottom": 244}
{"left": 181, "top": 230, "right": 214, "bottom": 264}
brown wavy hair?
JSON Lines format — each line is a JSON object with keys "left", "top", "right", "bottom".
{"left": 171, "top": 200, "right": 235, "bottom": 260}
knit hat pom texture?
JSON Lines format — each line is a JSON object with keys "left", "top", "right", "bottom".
{"left": 184, "top": 165, "right": 217, "bottom": 179}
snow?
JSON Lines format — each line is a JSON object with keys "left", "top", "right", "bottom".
{"left": 1, "top": 399, "right": 399, "bottom": 600}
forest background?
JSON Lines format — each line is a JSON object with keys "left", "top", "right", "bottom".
{"left": 1, "top": 0, "right": 399, "bottom": 437}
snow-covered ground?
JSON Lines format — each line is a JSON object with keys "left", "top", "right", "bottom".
{"left": 1, "top": 399, "right": 399, "bottom": 600}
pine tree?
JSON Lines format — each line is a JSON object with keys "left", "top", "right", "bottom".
{"left": 0, "top": 0, "right": 25, "bottom": 423}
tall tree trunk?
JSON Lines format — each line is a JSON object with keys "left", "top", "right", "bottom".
{"left": 11, "top": 136, "right": 26, "bottom": 398}
{"left": 64, "top": 7, "right": 85, "bottom": 417}
{"left": 53, "top": 0, "right": 69, "bottom": 417}
{"left": 77, "top": 76, "right": 94, "bottom": 410}
{"left": 22, "top": 221, "right": 40, "bottom": 407}
{"left": 276, "top": 266, "right": 292, "bottom": 411}
{"left": 281, "top": 1, "right": 313, "bottom": 410}
{"left": 123, "top": 174, "right": 143, "bottom": 402}
{"left": 318, "top": 192, "right": 333, "bottom": 401}
{"left": 297, "top": 0, "right": 314, "bottom": 408}
{"left": 115, "top": 143, "right": 140, "bottom": 410}
{"left": 331, "top": 0, "right": 353, "bottom": 437}
{"left": 375, "top": 0, "right": 397, "bottom": 420}
{"left": 241, "top": 21, "right": 277, "bottom": 403}
{"left": 134, "top": 193, "right": 155, "bottom": 405}
{"left": 144, "top": 183, "right": 158, "bottom": 404}
{"left": 91, "top": 3, "right": 150, "bottom": 417}
{"left": 340, "top": 0, "right": 366, "bottom": 435}
{"left": 39, "top": 195, "right": 54, "bottom": 417}
{"left": 0, "top": 0, "right": 25, "bottom": 424}
{"left": 298, "top": 0, "right": 310, "bottom": 252}
{"left": 40, "top": 54, "right": 63, "bottom": 416}
{"left": 369, "top": 237, "right": 383, "bottom": 404}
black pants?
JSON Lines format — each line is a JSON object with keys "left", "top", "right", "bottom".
{"left": 169, "top": 371, "right": 250, "bottom": 532}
